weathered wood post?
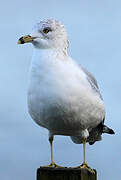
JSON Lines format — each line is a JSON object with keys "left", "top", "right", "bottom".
{"left": 37, "top": 167, "right": 97, "bottom": 180}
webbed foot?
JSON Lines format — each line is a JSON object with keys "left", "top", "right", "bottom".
{"left": 80, "top": 162, "right": 95, "bottom": 174}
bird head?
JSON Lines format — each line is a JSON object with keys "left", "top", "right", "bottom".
{"left": 18, "top": 19, "right": 69, "bottom": 53}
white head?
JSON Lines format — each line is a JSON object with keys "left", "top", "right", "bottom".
{"left": 18, "top": 19, "right": 69, "bottom": 54}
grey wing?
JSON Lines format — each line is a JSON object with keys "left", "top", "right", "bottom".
{"left": 70, "top": 66, "right": 105, "bottom": 145}
{"left": 70, "top": 66, "right": 115, "bottom": 146}
{"left": 81, "top": 66, "right": 103, "bottom": 100}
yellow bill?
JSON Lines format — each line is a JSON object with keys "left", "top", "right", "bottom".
{"left": 17, "top": 35, "right": 35, "bottom": 44}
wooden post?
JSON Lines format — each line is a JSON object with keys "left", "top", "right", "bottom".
{"left": 37, "top": 167, "right": 97, "bottom": 180}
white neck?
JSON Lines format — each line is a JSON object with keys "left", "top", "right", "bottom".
{"left": 31, "top": 48, "right": 69, "bottom": 68}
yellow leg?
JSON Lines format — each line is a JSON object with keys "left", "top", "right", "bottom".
{"left": 81, "top": 138, "right": 88, "bottom": 167}
{"left": 49, "top": 136, "right": 55, "bottom": 166}
{"left": 80, "top": 138, "right": 95, "bottom": 173}
{"left": 73, "top": 138, "right": 88, "bottom": 169}
{"left": 83, "top": 138, "right": 87, "bottom": 165}
{"left": 48, "top": 136, "right": 63, "bottom": 168}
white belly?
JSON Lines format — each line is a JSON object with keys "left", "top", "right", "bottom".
{"left": 27, "top": 49, "right": 105, "bottom": 136}
{"left": 28, "top": 73, "right": 105, "bottom": 136}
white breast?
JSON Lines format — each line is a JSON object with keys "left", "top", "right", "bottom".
{"left": 27, "top": 49, "right": 105, "bottom": 136}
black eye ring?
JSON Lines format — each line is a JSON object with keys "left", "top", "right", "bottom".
{"left": 43, "top": 28, "right": 51, "bottom": 34}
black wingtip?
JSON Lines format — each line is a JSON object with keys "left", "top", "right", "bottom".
{"left": 109, "top": 129, "right": 115, "bottom": 134}
{"left": 89, "top": 142, "right": 95, "bottom": 145}
{"left": 102, "top": 125, "right": 115, "bottom": 135}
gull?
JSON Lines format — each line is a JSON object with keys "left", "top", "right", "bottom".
{"left": 18, "top": 19, "right": 114, "bottom": 169}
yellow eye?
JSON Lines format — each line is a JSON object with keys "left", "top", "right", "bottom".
{"left": 43, "top": 28, "right": 50, "bottom": 34}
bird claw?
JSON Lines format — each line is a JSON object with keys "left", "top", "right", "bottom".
{"left": 80, "top": 163, "right": 95, "bottom": 174}
{"left": 73, "top": 163, "right": 95, "bottom": 174}
{"left": 48, "top": 162, "right": 63, "bottom": 168}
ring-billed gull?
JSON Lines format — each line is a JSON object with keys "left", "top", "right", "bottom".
{"left": 18, "top": 19, "right": 114, "bottom": 169}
